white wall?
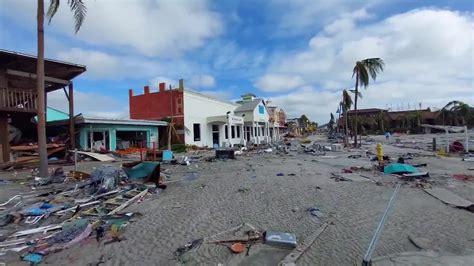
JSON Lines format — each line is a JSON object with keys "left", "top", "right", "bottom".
{"left": 183, "top": 90, "right": 239, "bottom": 147}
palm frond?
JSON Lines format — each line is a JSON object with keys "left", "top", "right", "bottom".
{"left": 349, "top": 89, "right": 363, "bottom": 99}
{"left": 68, "top": 0, "right": 87, "bottom": 33}
{"left": 362, "top": 58, "right": 385, "bottom": 81}
{"left": 46, "top": 0, "right": 60, "bottom": 24}
{"left": 342, "top": 89, "right": 353, "bottom": 111}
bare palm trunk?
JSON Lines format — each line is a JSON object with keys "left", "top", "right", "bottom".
{"left": 37, "top": 0, "right": 48, "bottom": 177}
{"left": 353, "top": 74, "right": 359, "bottom": 147}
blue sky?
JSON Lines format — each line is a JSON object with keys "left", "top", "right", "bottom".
{"left": 0, "top": 0, "right": 473, "bottom": 123}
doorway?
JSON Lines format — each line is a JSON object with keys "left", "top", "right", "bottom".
{"left": 212, "top": 125, "right": 219, "bottom": 146}
{"left": 246, "top": 126, "right": 251, "bottom": 141}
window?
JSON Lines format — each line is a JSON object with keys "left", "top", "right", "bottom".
{"left": 231, "top": 126, "right": 235, "bottom": 138}
{"left": 259, "top": 105, "right": 265, "bottom": 114}
{"left": 257, "top": 127, "right": 260, "bottom": 136}
{"left": 237, "top": 126, "right": 241, "bottom": 138}
{"left": 193, "top": 123, "right": 201, "bottom": 141}
{"left": 212, "top": 125, "right": 219, "bottom": 132}
{"left": 177, "top": 107, "right": 182, "bottom": 114}
{"left": 225, "top": 125, "right": 228, "bottom": 139}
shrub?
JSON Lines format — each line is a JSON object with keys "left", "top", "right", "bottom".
{"left": 171, "top": 144, "right": 187, "bottom": 153}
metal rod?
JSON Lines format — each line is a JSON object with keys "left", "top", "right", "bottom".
{"left": 362, "top": 183, "right": 401, "bottom": 265}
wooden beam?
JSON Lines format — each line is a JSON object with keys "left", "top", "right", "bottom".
{"left": 0, "top": 112, "right": 9, "bottom": 163}
{"left": 6, "top": 69, "right": 70, "bottom": 85}
{"left": 68, "top": 83, "right": 75, "bottom": 151}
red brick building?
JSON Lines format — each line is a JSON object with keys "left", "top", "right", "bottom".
{"left": 129, "top": 81, "right": 185, "bottom": 144}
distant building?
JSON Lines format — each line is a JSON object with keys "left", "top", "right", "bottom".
{"left": 341, "top": 107, "right": 439, "bottom": 133}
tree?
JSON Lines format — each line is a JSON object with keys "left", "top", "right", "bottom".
{"left": 37, "top": 0, "right": 86, "bottom": 177}
{"left": 352, "top": 58, "right": 384, "bottom": 147}
{"left": 328, "top": 113, "right": 335, "bottom": 131}
{"left": 442, "top": 101, "right": 471, "bottom": 126}
{"left": 342, "top": 89, "right": 353, "bottom": 142}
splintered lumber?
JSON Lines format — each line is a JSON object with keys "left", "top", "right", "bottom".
{"left": 11, "top": 143, "right": 64, "bottom": 152}
{"left": 107, "top": 188, "right": 148, "bottom": 215}
{"left": 279, "top": 223, "right": 329, "bottom": 266}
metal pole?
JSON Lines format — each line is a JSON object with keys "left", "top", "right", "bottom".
{"left": 362, "top": 183, "right": 401, "bottom": 265}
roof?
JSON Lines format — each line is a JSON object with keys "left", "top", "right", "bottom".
{"left": 347, "top": 108, "right": 387, "bottom": 114}
{"left": 0, "top": 49, "right": 86, "bottom": 92}
{"left": 387, "top": 109, "right": 437, "bottom": 120}
{"left": 78, "top": 117, "right": 167, "bottom": 126}
{"left": 241, "top": 93, "right": 256, "bottom": 98}
{"left": 47, "top": 115, "right": 167, "bottom": 127}
{"left": 234, "top": 99, "right": 263, "bottom": 112}
{"left": 34, "top": 107, "right": 69, "bottom": 122}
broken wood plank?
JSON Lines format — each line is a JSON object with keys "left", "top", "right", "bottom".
{"left": 70, "top": 150, "right": 115, "bottom": 162}
{"left": 107, "top": 188, "right": 148, "bottom": 215}
{"left": 279, "top": 223, "right": 329, "bottom": 266}
{"left": 423, "top": 187, "right": 474, "bottom": 209}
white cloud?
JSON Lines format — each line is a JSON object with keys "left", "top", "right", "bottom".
{"left": 55, "top": 48, "right": 202, "bottom": 81}
{"left": 266, "top": 0, "right": 379, "bottom": 36}
{"left": 190, "top": 74, "right": 216, "bottom": 88}
{"left": 1, "top": 0, "right": 223, "bottom": 57}
{"left": 255, "top": 74, "right": 306, "bottom": 92}
{"left": 47, "top": 90, "right": 129, "bottom": 119}
{"left": 258, "top": 9, "right": 474, "bottom": 123}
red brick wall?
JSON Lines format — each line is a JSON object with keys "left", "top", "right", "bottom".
{"left": 129, "top": 82, "right": 185, "bottom": 144}
{"left": 129, "top": 82, "right": 184, "bottom": 120}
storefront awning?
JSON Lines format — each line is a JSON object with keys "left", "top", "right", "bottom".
{"left": 207, "top": 115, "right": 244, "bottom": 124}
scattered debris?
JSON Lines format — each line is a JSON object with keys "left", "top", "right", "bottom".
{"left": 306, "top": 207, "right": 323, "bottom": 218}
{"left": 423, "top": 187, "right": 474, "bottom": 212}
{"left": 174, "top": 238, "right": 203, "bottom": 258}
{"left": 279, "top": 223, "right": 329, "bottom": 266}
{"left": 265, "top": 231, "right": 297, "bottom": 249}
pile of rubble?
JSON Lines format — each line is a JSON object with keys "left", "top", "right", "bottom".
{"left": 0, "top": 162, "right": 163, "bottom": 264}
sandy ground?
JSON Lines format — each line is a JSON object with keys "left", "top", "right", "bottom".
{"left": 1, "top": 133, "right": 474, "bottom": 265}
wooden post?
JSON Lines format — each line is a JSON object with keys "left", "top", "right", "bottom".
{"left": 0, "top": 112, "right": 9, "bottom": 163}
{"left": 153, "top": 142, "right": 156, "bottom": 161}
{"left": 68, "top": 83, "right": 75, "bottom": 151}
{"left": 36, "top": 0, "right": 48, "bottom": 177}
{"left": 140, "top": 142, "right": 143, "bottom": 162}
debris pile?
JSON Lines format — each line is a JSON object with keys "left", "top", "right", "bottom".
{"left": 0, "top": 163, "right": 162, "bottom": 264}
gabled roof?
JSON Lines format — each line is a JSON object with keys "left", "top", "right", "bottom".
{"left": 234, "top": 99, "right": 263, "bottom": 112}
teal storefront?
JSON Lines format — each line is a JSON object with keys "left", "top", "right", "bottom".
{"left": 44, "top": 108, "right": 167, "bottom": 151}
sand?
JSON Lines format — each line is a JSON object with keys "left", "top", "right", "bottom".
{"left": 2, "top": 133, "right": 474, "bottom": 265}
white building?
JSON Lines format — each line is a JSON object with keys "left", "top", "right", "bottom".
{"left": 129, "top": 80, "right": 280, "bottom": 148}
{"left": 183, "top": 90, "right": 244, "bottom": 148}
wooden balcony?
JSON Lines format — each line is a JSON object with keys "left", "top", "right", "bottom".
{"left": 0, "top": 87, "right": 38, "bottom": 113}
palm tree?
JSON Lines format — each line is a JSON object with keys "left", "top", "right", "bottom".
{"left": 37, "top": 0, "right": 86, "bottom": 177}
{"left": 442, "top": 101, "right": 471, "bottom": 126}
{"left": 342, "top": 89, "right": 353, "bottom": 141}
{"left": 352, "top": 58, "right": 384, "bottom": 147}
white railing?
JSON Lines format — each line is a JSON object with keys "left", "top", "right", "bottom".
{"left": 0, "top": 87, "right": 38, "bottom": 112}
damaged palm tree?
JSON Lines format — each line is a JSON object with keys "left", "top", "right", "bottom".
{"left": 352, "top": 58, "right": 384, "bottom": 147}
{"left": 36, "top": 0, "right": 87, "bottom": 177}
{"left": 342, "top": 89, "right": 353, "bottom": 144}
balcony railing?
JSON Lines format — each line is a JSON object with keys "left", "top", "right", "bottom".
{"left": 0, "top": 87, "right": 38, "bottom": 112}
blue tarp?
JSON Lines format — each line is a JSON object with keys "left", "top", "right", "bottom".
{"left": 384, "top": 163, "right": 418, "bottom": 174}
{"left": 123, "top": 162, "right": 160, "bottom": 180}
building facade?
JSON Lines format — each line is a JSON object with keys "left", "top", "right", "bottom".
{"left": 129, "top": 81, "right": 286, "bottom": 148}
